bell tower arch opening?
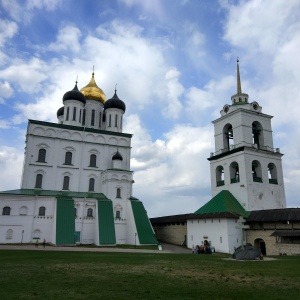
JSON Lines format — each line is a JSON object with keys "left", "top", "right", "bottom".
{"left": 252, "top": 121, "right": 264, "bottom": 149}
{"left": 223, "top": 123, "right": 234, "bottom": 151}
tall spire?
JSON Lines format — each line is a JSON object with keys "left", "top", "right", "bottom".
{"left": 237, "top": 57, "right": 242, "bottom": 95}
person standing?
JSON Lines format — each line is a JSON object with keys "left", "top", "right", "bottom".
{"left": 42, "top": 239, "right": 46, "bottom": 249}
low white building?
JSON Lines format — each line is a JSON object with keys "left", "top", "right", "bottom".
{"left": 0, "top": 72, "right": 157, "bottom": 246}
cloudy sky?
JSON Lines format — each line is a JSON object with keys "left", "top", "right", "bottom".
{"left": 0, "top": 0, "right": 300, "bottom": 217}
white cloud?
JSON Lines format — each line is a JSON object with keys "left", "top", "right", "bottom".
{"left": 222, "top": 0, "right": 300, "bottom": 56}
{"left": 0, "top": 19, "right": 18, "bottom": 47}
{"left": 0, "top": 81, "right": 13, "bottom": 103}
{"left": 0, "top": 57, "right": 47, "bottom": 93}
{"left": 48, "top": 25, "right": 82, "bottom": 53}
{"left": 0, "top": 146, "right": 23, "bottom": 190}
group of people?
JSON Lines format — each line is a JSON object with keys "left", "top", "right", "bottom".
{"left": 35, "top": 239, "right": 46, "bottom": 249}
{"left": 192, "top": 240, "right": 212, "bottom": 254}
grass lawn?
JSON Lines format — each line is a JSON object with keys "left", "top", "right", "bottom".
{"left": 1, "top": 250, "right": 299, "bottom": 300}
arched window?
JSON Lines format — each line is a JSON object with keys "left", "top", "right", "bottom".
{"left": 99, "top": 112, "right": 102, "bottom": 128}
{"left": 116, "top": 210, "right": 121, "bottom": 219}
{"left": 6, "top": 229, "right": 13, "bottom": 239}
{"left": 19, "top": 206, "right": 28, "bottom": 216}
{"left": 216, "top": 166, "right": 224, "bottom": 186}
{"left": 37, "top": 149, "right": 46, "bottom": 162}
{"left": 63, "top": 176, "right": 70, "bottom": 190}
{"left": 89, "top": 178, "right": 95, "bottom": 191}
{"left": 73, "top": 107, "right": 77, "bottom": 121}
{"left": 64, "top": 151, "right": 72, "bottom": 165}
{"left": 115, "top": 115, "right": 118, "bottom": 127}
{"left": 223, "top": 124, "right": 233, "bottom": 150}
{"left": 39, "top": 206, "right": 46, "bottom": 216}
{"left": 89, "top": 154, "right": 97, "bottom": 167}
{"left": 87, "top": 208, "right": 93, "bottom": 217}
{"left": 268, "top": 163, "right": 278, "bottom": 184}
{"left": 91, "top": 109, "right": 95, "bottom": 126}
{"left": 116, "top": 188, "right": 121, "bottom": 198}
{"left": 230, "top": 162, "right": 239, "bottom": 183}
{"left": 35, "top": 174, "right": 43, "bottom": 188}
{"left": 252, "top": 121, "right": 264, "bottom": 149}
{"left": 252, "top": 160, "right": 262, "bottom": 182}
{"left": 2, "top": 206, "right": 11, "bottom": 215}
{"left": 79, "top": 109, "right": 82, "bottom": 123}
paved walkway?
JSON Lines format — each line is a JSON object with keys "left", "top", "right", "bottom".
{"left": 0, "top": 242, "right": 191, "bottom": 254}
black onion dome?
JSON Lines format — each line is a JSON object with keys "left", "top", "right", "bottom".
{"left": 57, "top": 106, "right": 64, "bottom": 118}
{"left": 63, "top": 83, "right": 86, "bottom": 104}
{"left": 112, "top": 150, "right": 123, "bottom": 161}
{"left": 104, "top": 91, "right": 126, "bottom": 112}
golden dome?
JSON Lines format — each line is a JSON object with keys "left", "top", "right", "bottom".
{"left": 80, "top": 72, "right": 106, "bottom": 104}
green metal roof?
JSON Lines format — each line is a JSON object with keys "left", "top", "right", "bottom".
{"left": 28, "top": 119, "right": 132, "bottom": 138}
{"left": 194, "top": 190, "right": 249, "bottom": 218}
{"left": 0, "top": 189, "right": 108, "bottom": 199}
{"left": 130, "top": 197, "right": 157, "bottom": 245}
{"left": 97, "top": 200, "right": 116, "bottom": 245}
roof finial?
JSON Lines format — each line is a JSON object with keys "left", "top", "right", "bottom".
{"left": 92, "top": 65, "right": 94, "bottom": 77}
{"left": 76, "top": 75, "right": 78, "bottom": 85}
{"left": 237, "top": 57, "right": 242, "bottom": 94}
{"left": 115, "top": 83, "right": 117, "bottom": 93}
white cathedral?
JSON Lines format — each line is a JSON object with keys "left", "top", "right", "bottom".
{"left": 0, "top": 72, "right": 157, "bottom": 246}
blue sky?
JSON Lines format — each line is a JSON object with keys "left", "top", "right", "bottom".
{"left": 0, "top": 0, "right": 300, "bottom": 217}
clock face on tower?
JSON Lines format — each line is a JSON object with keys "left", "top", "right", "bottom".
{"left": 223, "top": 105, "right": 230, "bottom": 113}
{"left": 252, "top": 102, "right": 259, "bottom": 110}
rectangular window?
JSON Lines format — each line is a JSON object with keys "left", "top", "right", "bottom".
{"left": 115, "top": 115, "right": 118, "bottom": 127}
{"left": 91, "top": 110, "right": 95, "bottom": 126}
{"left": 220, "top": 237, "right": 222, "bottom": 243}
{"left": 99, "top": 112, "right": 101, "bottom": 128}
{"left": 73, "top": 107, "right": 76, "bottom": 121}
{"left": 66, "top": 107, "right": 69, "bottom": 121}
{"left": 79, "top": 109, "right": 82, "bottom": 123}
{"left": 82, "top": 109, "right": 86, "bottom": 125}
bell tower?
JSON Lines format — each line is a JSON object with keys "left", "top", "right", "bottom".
{"left": 208, "top": 59, "right": 286, "bottom": 211}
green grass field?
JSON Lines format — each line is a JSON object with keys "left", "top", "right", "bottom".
{"left": 1, "top": 250, "right": 299, "bottom": 299}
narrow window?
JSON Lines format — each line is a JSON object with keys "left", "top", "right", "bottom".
{"left": 120, "top": 116, "right": 123, "bottom": 129}
{"left": 2, "top": 206, "right": 11, "bottom": 215}
{"left": 64, "top": 151, "right": 72, "bottom": 165}
{"left": 109, "top": 114, "right": 111, "bottom": 127}
{"left": 73, "top": 107, "right": 77, "bottom": 121}
{"left": 116, "top": 188, "right": 121, "bottom": 198}
{"left": 74, "top": 208, "right": 77, "bottom": 218}
{"left": 35, "top": 174, "right": 43, "bottom": 188}
{"left": 220, "top": 237, "right": 222, "bottom": 243}
{"left": 63, "top": 176, "right": 70, "bottom": 190}
{"left": 82, "top": 109, "right": 86, "bottom": 125}
{"left": 39, "top": 206, "right": 46, "bottom": 216}
{"left": 99, "top": 112, "right": 101, "bottom": 128}
{"left": 79, "top": 109, "right": 82, "bottom": 123}
{"left": 37, "top": 149, "right": 46, "bottom": 162}
{"left": 252, "top": 160, "right": 262, "bottom": 182}
{"left": 89, "top": 154, "right": 97, "bottom": 167}
{"left": 91, "top": 109, "right": 95, "bottom": 126}
{"left": 223, "top": 124, "right": 233, "bottom": 150}
{"left": 115, "top": 115, "right": 118, "bottom": 127}
{"left": 66, "top": 107, "right": 70, "bottom": 121}
{"left": 89, "top": 178, "right": 95, "bottom": 191}
{"left": 116, "top": 210, "right": 121, "bottom": 219}
{"left": 87, "top": 208, "right": 93, "bottom": 217}
{"left": 6, "top": 229, "right": 13, "bottom": 239}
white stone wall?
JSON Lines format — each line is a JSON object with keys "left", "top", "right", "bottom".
{"left": 187, "top": 218, "right": 241, "bottom": 254}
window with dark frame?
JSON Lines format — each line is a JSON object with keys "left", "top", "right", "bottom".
{"left": 37, "top": 149, "right": 46, "bottom": 162}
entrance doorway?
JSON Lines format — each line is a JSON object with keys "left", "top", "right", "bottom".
{"left": 254, "top": 238, "right": 266, "bottom": 255}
